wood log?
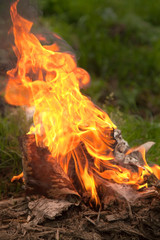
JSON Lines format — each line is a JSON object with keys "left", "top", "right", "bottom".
{"left": 20, "top": 134, "right": 79, "bottom": 200}
{"left": 19, "top": 132, "right": 159, "bottom": 203}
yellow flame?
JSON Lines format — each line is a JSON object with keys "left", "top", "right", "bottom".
{"left": 7, "top": 0, "right": 160, "bottom": 204}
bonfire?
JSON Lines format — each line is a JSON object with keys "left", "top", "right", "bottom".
{"left": 1, "top": 0, "right": 160, "bottom": 239}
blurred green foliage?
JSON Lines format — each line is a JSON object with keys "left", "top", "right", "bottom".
{"left": 103, "top": 104, "right": 160, "bottom": 165}
{"left": 39, "top": 0, "right": 160, "bottom": 115}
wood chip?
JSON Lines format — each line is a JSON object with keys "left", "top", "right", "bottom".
{"left": 27, "top": 197, "right": 78, "bottom": 225}
{"left": 105, "top": 211, "right": 128, "bottom": 222}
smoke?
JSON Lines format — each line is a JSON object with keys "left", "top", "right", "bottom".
{"left": 0, "top": 0, "right": 74, "bottom": 80}
{"left": 0, "top": 0, "right": 40, "bottom": 79}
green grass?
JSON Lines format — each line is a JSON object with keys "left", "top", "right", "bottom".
{"left": 103, "top": 104, "right": 160, "bottom": 165}
{"left": 0, "top": 106, "right": 30, "bottom": 198}
{"left": 38, "top": 0, "right": 160, "bottom": 114}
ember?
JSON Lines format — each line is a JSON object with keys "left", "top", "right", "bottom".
{"left": 5, "top": 0, "right": 160, "bottom": 205}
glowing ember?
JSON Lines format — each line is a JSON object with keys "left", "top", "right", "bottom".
{"left": 6, "top": 0, "right": 160, "bottom": 205}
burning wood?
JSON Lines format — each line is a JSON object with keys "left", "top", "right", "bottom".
{"left": 4, "top": 0, "right": 160, "bottom": 206}
{"left": 20, "top": 134, "right": 79, "bottom": 200}
{"left": 1, "top": 0, "right": 160, "bottom": 239}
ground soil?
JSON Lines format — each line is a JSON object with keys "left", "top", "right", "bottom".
{"left": 0, "top": 189, "right": 160, "bottom": 240}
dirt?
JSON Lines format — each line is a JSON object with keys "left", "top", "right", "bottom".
{"left": 0, "top": 190, "right": 160, "bottom": 240}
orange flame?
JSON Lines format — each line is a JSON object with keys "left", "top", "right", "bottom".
{"left": 6, "top": 0, "right": 160, "bottom": 204}
{"left": 11, "top": 172, "right": 24, "bottom": 182}
{"left": 35, "top": 34, "right": 48, "bottom": 42}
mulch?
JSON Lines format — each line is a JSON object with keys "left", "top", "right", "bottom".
{"left": 0, "top": 188, "right": 160, "bottom": 240}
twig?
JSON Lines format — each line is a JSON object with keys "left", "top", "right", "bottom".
{"left": 96, "top": 206, "right": 101, "bottom": 223}
{"left": 37, "top": 230, "right": 57, "bottom": 237}
{"left": 84, "top": 211, "right": 108, "bottom": 216}
{"left": 0, "top": 225, "right": 10, "bottom": 229}
{"left": 85, "top": 216, "right": 96, "bottom": 225}
{"left": 56, "top": 229, "right": 60, "bottom": 240}
{"left": 12, "top": 201, "right": 27, "bottom": 210}
{"left": 0, "top": 197, "right": 26, "bottom": 209}
{"left": 126, "top": 201, "right": 133, "bottom": 219}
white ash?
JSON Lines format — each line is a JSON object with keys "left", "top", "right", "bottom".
{"left": 113, "top": 129, "right": 129, "bottom": 162}
{"left": 113, "top": 129, "right": 155, "bottom": 168}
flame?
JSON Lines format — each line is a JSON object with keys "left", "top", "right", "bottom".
{"left": 150, "top": 165, "right": 160, "bottom": 179}
{"left": 11, "top": 172, "right": 24, "bottom": 182}
{"left": 35, "top": 34, "right": 48, "bottom": 42}
{"left": 6, "top": 0, "right": 160, "bottom": 204}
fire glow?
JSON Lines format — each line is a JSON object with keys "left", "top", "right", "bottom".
{"left": 6, "top": 0, "right": 160, "bottom": 205}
